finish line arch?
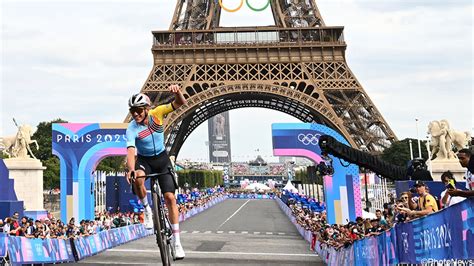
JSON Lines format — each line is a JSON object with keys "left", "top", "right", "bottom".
{"left": 52, "top": 123, "right": 127, "bottom": 222}
{"left": 272, "top": 123, "right": 362, "bottom": 224}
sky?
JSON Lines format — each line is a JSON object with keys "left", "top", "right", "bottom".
{"left": 1, "top": 0, "right": 472, "bottom": 163}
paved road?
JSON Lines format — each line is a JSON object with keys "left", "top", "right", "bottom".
{"left": 77, "top": 199, "right": 323, "bottom": 265}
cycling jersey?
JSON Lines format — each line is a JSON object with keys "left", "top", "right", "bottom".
{"left": 126, "top": 103, "right": 174, "bottom": 156}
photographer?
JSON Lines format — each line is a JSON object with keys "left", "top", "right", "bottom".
{"left": 440, "top": 171, "right": 465, "bottom": 208}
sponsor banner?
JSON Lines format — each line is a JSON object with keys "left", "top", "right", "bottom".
{"left": 208, "top": 112, "right": 231, "bottom": 163}
{"left": 7, "top": 236, "right": 74, "bottom": 264}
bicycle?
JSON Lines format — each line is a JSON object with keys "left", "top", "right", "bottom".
{"left": 131, "top": 167, "right": 180, "bottom": 265}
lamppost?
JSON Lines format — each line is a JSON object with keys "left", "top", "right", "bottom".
{"left": 415, "top": 118, "right": 422, "bottom": 158}
{"left": 360, "top": 145, "right": 371, "bottom": 212}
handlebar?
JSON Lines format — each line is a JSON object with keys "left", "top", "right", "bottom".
{"left": 130, "top": 167, "right": 176, "bottom": 184}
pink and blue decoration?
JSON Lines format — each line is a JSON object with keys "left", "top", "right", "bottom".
{"left": 52, "top": 123, "right": 128, "bottom": 223}
{"left": 272, "top": 123, "right": 362, "bottom": 224}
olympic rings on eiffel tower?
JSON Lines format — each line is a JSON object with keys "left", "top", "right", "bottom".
{"left": 245, "top": 0, "right": 271, "bottom": 11}
{"left": 218, "top": 0, "right": 271, "bottom": 12}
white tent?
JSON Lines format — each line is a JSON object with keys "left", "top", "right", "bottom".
{"left": 283, "top": 180, "right": 298, "bottom": 193}
{"left": 244, "top": 182, "right": 271, "bottom": 191}
{"left": 362, "top": 210, "right": 377, "bottom": 219}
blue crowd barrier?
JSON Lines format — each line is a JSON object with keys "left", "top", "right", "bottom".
{"left": 227, "top": 193, "right": 275, "bottom": 199}
{"left": 73, "top": 223, "right": 151, "bottom": 260}
{"left": 180, "top": 195, "right": 227, "bottom": 222}
{"left": 2, "top": 195, "right": 227, "bottom": 264}
{"left": 7, "top": 236, "right": 75, "bottom": 264}
{"left": 276, "top": 196, "right": 474, "bottom": 265}
{"left": 0, "top": 233, "right": 7, "bottom": 258}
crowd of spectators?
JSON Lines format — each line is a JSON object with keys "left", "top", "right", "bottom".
{"left": 282, "top": 170, "right": 472, "bottom": 251}
{"left": 0, "top": 186, "right": 227, "bottom": 240}
{"left": 0, "top": 211, "right": 141, "bottom": 240}
{"left": 176, "top": 187, "right": 226, "bottom": 215}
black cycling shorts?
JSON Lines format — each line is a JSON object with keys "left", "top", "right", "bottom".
{"left": 135, "top": 151, "right": 177, "bottom": 194}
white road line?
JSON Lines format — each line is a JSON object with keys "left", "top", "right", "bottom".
{"left": 229, "top": 231, "right": 236, "bottom": 234}
{"left": 217, "top": 199, "right": 250, "bottom": 229}
{"left": 181, "top": 230, "right": 187, "bottom": 234}
{"left": 278, "top": 232, "right": 286, "bottom": 235}
{"left": 204, "top": 231, "right": 212, "bottom": 234}
{"left": 217, "top": 231, "right": 224, "bottom": 234}
{"left": 241, "top": 231, "right": 248, "bottom": 234}
{"left": 253, "top": 232, "right": 260, "bottom": 234}
{"left": 266, "top": 232, "right": 273, "bottom": 235}
{"left": 106, "top": 249, "right": 318, "bottom": 257}
{"left": 192, "top": 230, "right": 200, "bottom": 234}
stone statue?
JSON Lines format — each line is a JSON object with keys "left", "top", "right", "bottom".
{"left": 428, "top": 120, "right": 470, "bottom": 160}
{"left": 0, "top": 124, "right": 39, "bottom": 159}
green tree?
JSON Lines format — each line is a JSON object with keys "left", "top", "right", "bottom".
{"left": 43, "top": 157, "right": 60, "bottom": 189}
{"left": 31, "top": 118, "right": 67, "bottom": 189}
{"left": 381, "top": 138, "right": 429, "bottom": 167}
{"left": 32, "top": 118, "right": 67, "bottom": 161}
{"left": 96, "top": 156, "right": 126, "bottom": 172}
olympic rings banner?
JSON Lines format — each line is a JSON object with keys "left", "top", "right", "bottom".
{"left": 217, "top": 0, "right": 271, "bottom": 12}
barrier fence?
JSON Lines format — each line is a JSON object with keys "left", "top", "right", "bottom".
{"left": 1, "top": 194, "right": 228, "bottom": 264}
{"left": 179, "top": 195, "right": 227, "bottom": 222}
{"left": 227, "top": 193, "right": 275, "bottom": 199}
{"left": 276, "top": 196, "right": 474, "bottom": 265}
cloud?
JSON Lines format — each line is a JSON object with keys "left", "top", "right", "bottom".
{"left": 1, "top": 0, "right": 472, "bottom": 162}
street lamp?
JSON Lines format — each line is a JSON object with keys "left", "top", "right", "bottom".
{"left": 360, "top": 145, "right": 371, "bottom": 212}
{"left": 415, "top": 118, "right": 422, "bottom": 158}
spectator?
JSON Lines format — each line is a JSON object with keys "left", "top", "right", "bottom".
{"left": 400, "top": 181, "right": 438, "bottom": 218}
{"left": 448, "top": 149, "right": 474, "bottom": 198}
{"left": 440, "top": 171, "right": 465, "bottom": 208}
{"left": 375, "top": 209, "right": 388, "bottom": 226}
{"left": 9, "top": 214, "right": 20, "bottom": 236}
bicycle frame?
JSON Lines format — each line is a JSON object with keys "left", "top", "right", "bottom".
{"left": 132, "top": 169, "right": 177, "bottom": 265}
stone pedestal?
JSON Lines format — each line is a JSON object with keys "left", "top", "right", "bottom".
{"left": 4, "top": 158, "right": 46, "bottom": 212}
{"left": 429, "top": 159, "right": 466, "bottom": 181}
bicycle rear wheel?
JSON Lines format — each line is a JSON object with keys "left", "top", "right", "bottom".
{"left": 151, "top": 178, "right": 172, "bottom": 265}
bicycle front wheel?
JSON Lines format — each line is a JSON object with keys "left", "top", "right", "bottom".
{"left": 151, "top": 178, "right": 172, "bottom": 265}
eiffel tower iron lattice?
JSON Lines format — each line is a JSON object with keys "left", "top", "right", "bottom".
{"left": 126, "top": 0, "right": 397, "bottom": 156}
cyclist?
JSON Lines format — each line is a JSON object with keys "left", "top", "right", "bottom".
{"left": 126, "top": 84, "right": 186, "bottom": 259}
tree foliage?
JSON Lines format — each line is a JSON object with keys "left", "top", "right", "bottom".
{"left": 96, "top": 156, "right": 126, "bottom": 172}
{"left": 29, "top": 119, "right": 67, "bottom": 189}
{"left": 381, "top": 138, "right": 429, "bottom": 167}
{"left": 32, "top": 118, "right": 67, "bottom": 161}
{"left": 177, "top": 170, "right": 223, "bottom": 189}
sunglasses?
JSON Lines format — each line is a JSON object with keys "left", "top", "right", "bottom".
{"left": 129, "top": 107, "right": 145, "bottom": 114}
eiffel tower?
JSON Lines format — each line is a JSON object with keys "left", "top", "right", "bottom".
{"left": 130, "top": 0, "right": 397, "bottom": 156}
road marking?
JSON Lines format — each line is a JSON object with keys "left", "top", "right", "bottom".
{"left": 217, "top": 231, "right": 224, "bottom": 234}
{"left": 107, "top": 249, "right": 319, "bottom": 257}
{"left": 278, "top": 232, "right": 286, "bottom": 235}
{"left": 229, "top": 231, "right": 236, "bottom": 234}
{"left": 241, "top": 231, "right": 248, "bottom": 234}
{"left": 181, "top": 230, "right": 187, "bottom": 234}
{"left": 253, "top": 232, "right": 260, "bottom": 234}
{"left": 217, "top": 199, "right": 250, "bottom": 229}
{"left": 192, "top": 231, "right": 200, "bottom": 234}
{"left": 266, "top": 232, "right": 273, "bottom": 235}
{"left": 204, "top": 231, "right": 212, "bottom": 234}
